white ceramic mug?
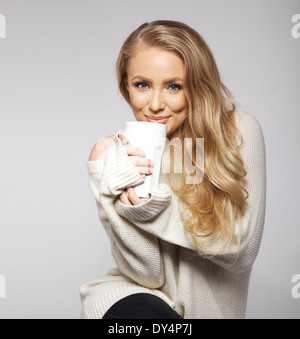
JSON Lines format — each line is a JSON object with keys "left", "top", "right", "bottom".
{"left": 125, "top": 121, "right": 167, "bottom": 198}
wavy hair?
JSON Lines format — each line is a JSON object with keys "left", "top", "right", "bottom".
{"left": 116, "top": 20, "right": 248, "bottom": 258}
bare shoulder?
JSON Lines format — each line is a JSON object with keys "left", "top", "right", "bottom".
{"left": 88, "top": 135, "right": 114, "bottom": 161}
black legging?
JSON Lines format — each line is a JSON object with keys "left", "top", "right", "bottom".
{"left": 102, "top": 293, "right": 183, "bottom": 319}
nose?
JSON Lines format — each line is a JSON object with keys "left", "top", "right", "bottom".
{"left": 149, "top": 90, "right": 165, "bottom": 112}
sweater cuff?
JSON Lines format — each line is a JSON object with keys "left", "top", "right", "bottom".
{"left": 98, "top": 133, "right": 145, "bottom": 196}
{"left": 87, "top": 159, "right": 105, "bottom": 173}
{"left": 115, "top": 183, "right": 172, "bottom": 222}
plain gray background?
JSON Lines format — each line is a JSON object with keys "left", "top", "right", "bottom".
{"left": 0, "top": 0, "right": 299, "bottom": 319}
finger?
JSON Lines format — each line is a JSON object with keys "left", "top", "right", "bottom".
{"left": 119, "top": 190, "right": 133, "bottom": 206}
{"left": 136, "top": 166, "right": 153, "bottom": 176}
{"left": 124, "top": 144, "right": 146, "bottom": 157}
{"left": 129, "top": 157, "right": 153, "bottom": 176}
{"left": 127, "top": 187, "right": 147, "bottom": 205}
{"left": 130, "top": 156, "right": 153, "bottom": 168}
{"left": 118, "top": 134, "right": 126, "bottom": 144}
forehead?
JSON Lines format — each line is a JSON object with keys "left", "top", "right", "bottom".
{"left": 127, "top": 47, "right": 185, "bottom": 79}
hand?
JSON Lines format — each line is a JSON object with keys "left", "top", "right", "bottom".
{"left": 118, "top": 134, "right": 153, "bottom": 180}
{"left": 118, "top": 134, "right": 153, "bottom": 205}
{"left": 119, "top": 187, "right": 149, "bottom": 206}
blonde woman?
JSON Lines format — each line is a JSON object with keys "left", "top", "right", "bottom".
{"left": 80, "top": 20, "right": 266, "bottom": 319}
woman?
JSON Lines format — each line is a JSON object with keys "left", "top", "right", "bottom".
{"left": 80, "top": 20, "right": 266, "bottom": 319}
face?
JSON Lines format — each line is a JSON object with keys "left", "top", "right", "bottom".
{"left": 126, "top": 47, "right": 188, "bottom": 137}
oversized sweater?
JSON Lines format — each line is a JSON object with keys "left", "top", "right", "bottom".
{"left": 80, "top": 111, "right": 266, "bottom": 319}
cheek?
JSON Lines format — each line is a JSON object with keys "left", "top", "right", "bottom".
{"left": 167, "top": 93, "right": 188, "bottom": 113}
{"left": 129, "top": 91, "right": 149, "bottom": 111}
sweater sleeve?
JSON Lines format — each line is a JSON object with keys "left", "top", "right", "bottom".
{"left": 87, "top": 133, "right": 166, "bottom": 288}
{"left": 115, "top": 111, "right": 267, "bottom": 273}
{"left": 208, "top": 111, "right": 267, "bottom": 272}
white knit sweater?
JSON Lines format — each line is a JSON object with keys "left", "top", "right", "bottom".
{"left": 80, "top": 111, "right": 266, "bottom": 319}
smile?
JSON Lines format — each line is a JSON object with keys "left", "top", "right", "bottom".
{"left": 145, "top": 116, "right": 170, "bottom": 124}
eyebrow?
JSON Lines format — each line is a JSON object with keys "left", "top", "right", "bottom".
{"left": 131, "top": 75, "right": 184, "bottom": 84}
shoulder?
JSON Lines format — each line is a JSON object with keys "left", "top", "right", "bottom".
{"left": 234, "top": 111, "right": 264, "bottom": 135}
{"left": 88, "top": 135, "right": 114, "bottom": 161}
{"left": 234, "top": 110, "right": 265, "bottom": 145}
{"left": 234, "top": 111, "right": 266, "bottom": 169}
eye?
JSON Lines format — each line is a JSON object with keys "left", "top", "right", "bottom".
{"left": 135, "top": 82, "right": 150, "bottom": 89}
{"left": 168, "top": 84, "right": 182, "bottom": 91}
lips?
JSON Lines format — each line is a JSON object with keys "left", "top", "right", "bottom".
{"left": 146, "top": 116, "right": 170, "bottom": 124}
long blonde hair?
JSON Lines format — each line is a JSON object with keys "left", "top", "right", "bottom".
{"left": 116, "top": 20, "right": 248, "bottom": 258}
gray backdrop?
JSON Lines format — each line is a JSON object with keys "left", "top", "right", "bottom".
{"left": 0, "top": 0, "right": 299, "bottom": 319}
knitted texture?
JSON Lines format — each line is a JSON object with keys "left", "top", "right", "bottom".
{"left": 80, "top": 111, "right": 266, "bottom": 319}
